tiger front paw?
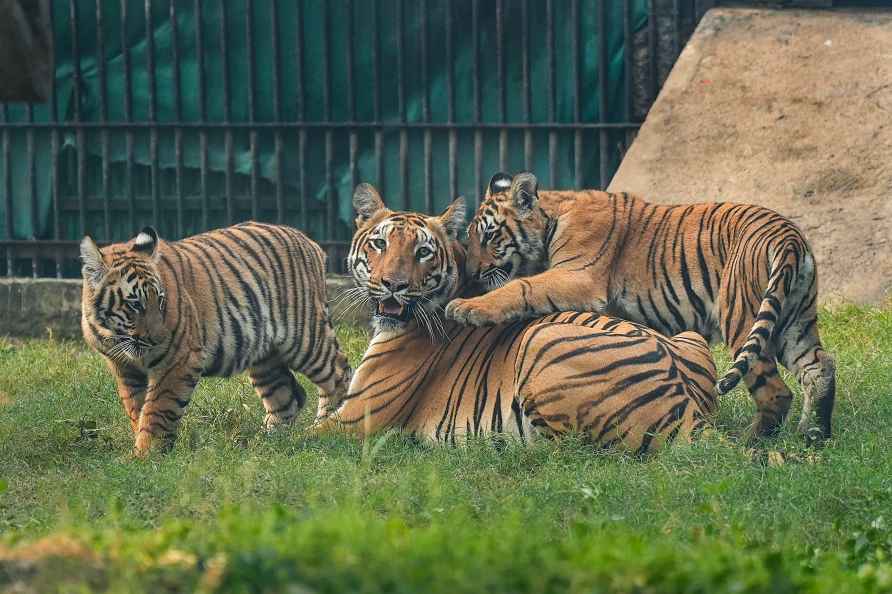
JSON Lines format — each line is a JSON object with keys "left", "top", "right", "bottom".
{"left": 445, "top": 298, "right": 505, "bottom": 326}
{"left": 307, "top": 414, "right": 342, "bottom": 438}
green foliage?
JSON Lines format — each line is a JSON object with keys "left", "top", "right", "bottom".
{"left": 0, "top": 305, "right": 891, "bottom": 593}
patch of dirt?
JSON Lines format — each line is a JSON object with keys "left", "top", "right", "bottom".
{"left": 610, "top": 8, "right": 892, "bottom": 304}
{"left": 0, "top": 536, "right": 101, "bottom": 594}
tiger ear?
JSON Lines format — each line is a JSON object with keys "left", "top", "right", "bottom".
{"left": 511, "top": 172, "right": 538, "bottom": 216}
{"left": 353, "top": 183, "right": 387, "bottom": 228}
{"left": 486, "top": 172, "right": 513, "bottom": 198}
{"left": 80, "top": 235, "right": 106, "bottom": 287}
{"left": 437, "top": 196, "right": 466, "bottom": 240}
{"left": 132, "top": 226, "right": 159, "bottom": 258}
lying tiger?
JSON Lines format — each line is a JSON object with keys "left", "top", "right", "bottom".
{"left": 447, "top": 171, "right": 836, "bottom": 441}
{"left": 312, "top": 184, "right": 718, "bottom": 454}
{"left": 80, "top": 222, "right": 352, "bottom": 454}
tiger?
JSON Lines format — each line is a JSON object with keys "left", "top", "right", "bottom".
{"left": 446, "top": 171, "right": 836, "bottom": 442}
{"left": 80, "top": 222, "right": 352, "bottom": 455}
{"left": 311, "top": 183, "right": 718, "bottom": 455}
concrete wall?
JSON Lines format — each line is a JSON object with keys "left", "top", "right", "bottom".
{"left": 0, "top": 276, "right": 370, "bottom": 340}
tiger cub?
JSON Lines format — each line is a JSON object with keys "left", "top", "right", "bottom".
{"left": 311, "top": 184, "right": 718, "bottom": 455}
{"left": 80, "top": 222, "right": 351, "bottom": 454}
{"left": 447, "top": 171, "right": 836, "bottom": 441}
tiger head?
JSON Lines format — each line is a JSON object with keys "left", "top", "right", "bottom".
{"left": 80, "top": 227, "right": 168, "bottom": 362}
{"left": 465, "top": 171, "right": 549, "bottom": 291}
{"left": 348, "top": 183, "right": 466, "bottom": 336}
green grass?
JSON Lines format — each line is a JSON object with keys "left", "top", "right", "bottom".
{"left": 1, "top": 305, "right": 892, "bottom": 593}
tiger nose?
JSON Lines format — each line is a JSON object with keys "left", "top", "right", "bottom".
{"left": 381, "top": 277, "right": 409, "bottom": 293}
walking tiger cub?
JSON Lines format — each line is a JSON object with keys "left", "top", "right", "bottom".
{"left": 447, "top": 171, "right": 836, "bottom": 441}
{"left": 80, "top": 222, "right": 351, "bottom": 455}
{"left": 312, "top": 184, "right": 718, "bottom": 454}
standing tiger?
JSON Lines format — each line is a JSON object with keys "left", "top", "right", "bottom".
{"left": 446, "top": 171, "right": 836, "bottom": 441}
{"left": 80, "top": 222, "right": 352, "bottom": 454}
{"left": 312, "top": 183, "right": 718, "bottom": 455}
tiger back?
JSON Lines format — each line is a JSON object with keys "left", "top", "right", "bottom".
{"left": 80, "top": 222, "right": 351, "bottom": 454}
{"left": 449, "top": 171, "right": 836, "bottom": 442}
{"left": 314, "top": 184, "right": 718, "bottom": 455}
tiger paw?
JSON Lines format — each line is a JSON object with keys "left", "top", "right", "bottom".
{"left": 307, "top": 415, "right": 341, "bottom": 437}
{"left": 133, "top": 431, "right": 174, "bottom": 457}
{"left": 445, "top": 298, "right": 504, "bottom": 326}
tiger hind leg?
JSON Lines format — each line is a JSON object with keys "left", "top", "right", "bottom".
{"left": 778, "top": 324, "right": 836, "bottom": 441}
{"left": 286, "top": 318, "right": 353, "bottom": 424}
{"left": 248, "top": 359, "right": 306, "bottom": 429}
{"left": 743, "top": 355, "right": 794, "bottom": 439}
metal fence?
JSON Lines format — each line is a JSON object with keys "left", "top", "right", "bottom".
{"left": 0, "top": 0, "right": 713, "bottom": 277}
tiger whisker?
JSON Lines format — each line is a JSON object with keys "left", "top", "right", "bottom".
{"left": 337, "top": 292, "right": 368, "bottom": 315}
{"left": 422, "top": 301, "right": 448, "bottom": 341}
{"left": 418, "top": 297, "right": 450, "bottom": 343}
{"left": 328, "top": 286, "right": 365, "bottom": 309}
{"left": 413, "top": 305, "right": 435, "bottom": 342}
{"left": 336, "top": 294, "right": 372, "bottom": 321}
{"left": 416, "top": 303, "right": 443, "bottom": 344}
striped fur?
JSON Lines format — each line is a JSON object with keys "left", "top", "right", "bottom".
{"left": 448, "top": 171, "right": 836, "bottom": 440}
{"left": 313, "top": 185, "right": 718, "bottom": 454}
{"left": 80, "top": 222, "right": 351, "bottom": 454}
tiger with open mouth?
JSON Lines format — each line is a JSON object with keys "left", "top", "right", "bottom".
{"left": 312, "top": 183, "right": 718, "bottom": 454}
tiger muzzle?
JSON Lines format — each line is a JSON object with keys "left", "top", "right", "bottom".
{"left": 374, "top": 296, "right": 416, "bottom": 322}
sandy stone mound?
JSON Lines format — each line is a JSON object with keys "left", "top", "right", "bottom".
{"left": 609, "top": 7, "right": 892, "bottom": 305}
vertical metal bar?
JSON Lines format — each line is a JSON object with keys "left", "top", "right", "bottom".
{"left": 1, "top": 106, "right": 11, "bottom": 276}
{"left": 397, "top": 0, "right": 409, "bottom": 210}
{"left": 246, "top": 0, "right": 259, "bottom": 221}
{"left": 446, "top": 0, "right": 457, "bottom": 202}
{"left": 170, "top": 0, "right": 184, "bottom": 237}
{"left": 472, "top": 0, "right": 482, "bottom": 205}
{"left": 573, "top": 0, "right": 583, "bottom": 188}
{"left": 547, "top": 0, "right": 557, "bottom": 187}
{"left": 598, "top": 0, "right": 610, "bottom": 188}
{"left": 673, "top": 0, "right": 682, "bottom": 58}
{"left": 522, "top": 0, "right": 532, "bottom": 172}
{"left": 50, "top": 0, "right": 61, "bottom": 275}
{"left": 27, "top": 106, "right": 37, "bottom": 277}
{"left": 624, "top": 0, "right": 633, "bottom": 120}
{"left": 145, "top": 0, "right": 160, "bottom": 229}
{"left": 325, "top": 131, "right": 335, "bottom": 242}
{"left": 296, "top": 0, "right": 308, "bottom": 231}
{"left": 195, "top": 0, "right": 209, "bottom": 230}
{"left": 121, "top": 0, "right": 135, "bottom": 232}
{"left": 96, "top": 0, "right": 111, "bottom": 242}
{"left": 71, "top": 0, "right": 86, "bottom": 245}
{"left": 496, "top": 0, "right": 507, "bottom": 173}
{"left": 420, "top": 0, "right": 432, "bottom": 213}
{"left": 347, "top": 0, "right": 358, "bottom": 263}
{"left": 373, "top": 0, "right": 384, "bottom": 193}
{"left": 347, "top": 0, "right": 358, "bottom": 207}
{"left": 219, "top": 0, "right": 234, "bottom": 225}
{"left": 372, "top": 0, "right": 387, "bottom": 196}
{"left": 375, "top": 131, "right": 385, "bottom": 195}
{"left": 399, "top": 131, "right": 409, "bottom": 212}
{"left": 322, "top": 0, "right": 335, "bottom": 240}
{"left": 271, "top": 0, "right": 284, "bottom": 223}
{"left": 299, "top": 131, "right": 308, "bottom": 232}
